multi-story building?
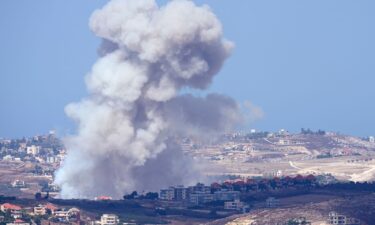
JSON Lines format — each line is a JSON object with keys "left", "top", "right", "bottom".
{"left": 188, "top": 183, "right": 211, "bottom": 194}
{"left": 160, "top": 183, "right": 241, "bottom": 205}
{"left": 159, "top": 188, "right": 175, "bottom": 201}
{"left": 174, "top": 185, "right": 188, "bottom": 201}
{"left": 100, "top": 214, "right": 119, "bottom": 225}
{"left": 189, "top": 192, "right": 215, "bottom": 205}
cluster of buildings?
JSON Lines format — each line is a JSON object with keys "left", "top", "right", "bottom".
{"left": 0, "top": 202, "right": 130, "bottom": 225}
{"left": 0, "top": 202, "right": 81, "bottom": 225}
{"left": 159, "top": 183, "right": 249, "bottom": 212}
{"left": 328, "top": 211, "right": 360, "bottom": 225}
{"left": 0, "top": 131, "right": 65, "bottom": 165}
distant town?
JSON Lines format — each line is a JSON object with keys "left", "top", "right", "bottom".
{"left": 1, "top": 129, "right": 375, "bottom": 224}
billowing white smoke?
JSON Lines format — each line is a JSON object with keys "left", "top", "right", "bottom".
{"left": 55, "top": 0, "right": 242, "bottom": 199}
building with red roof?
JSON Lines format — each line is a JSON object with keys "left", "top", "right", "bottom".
{"left": 45, "top": 203, "right": 59, "bottom": 214}
{"left": 95, "top": 196, "right": 113, "bottom": 201}
{"left": 1, "top": 203, "right": 22, "bottom": 218}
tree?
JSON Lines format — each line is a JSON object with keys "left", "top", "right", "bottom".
{"left": 144, "top": 192, "right": 158, "bottom": 200}
{"left": 123, "top": 191, "right": 138, "bottom": 200}
{"left": 35, "top": 192, "right": 42, "bottom": 200}
{"left": 44, "top": 191, "right": 49, "bottom": 199}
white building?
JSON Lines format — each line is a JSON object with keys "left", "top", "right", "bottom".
{"left": 11, "top": 180, "right": 26, "bottom": 188}
{"left": 46, "top": 156, "right": 58, "bottom": 164}
{"left": 369, "top": 136, "right": 375, "bottom": 143}
{"left": 2, "top": 155, "right": 12, "bottom": 161}
{"left": 26, "top": 145, "right": 40, "bottom": 155}
{"left": 33, "top": 205, "right": 46, "bottom": 216}
{"left": 100, "top": 214, "right": 119, "bottom": 225}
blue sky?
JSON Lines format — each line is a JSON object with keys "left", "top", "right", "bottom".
{"left": 0, "top": 0, "right": 374, "bottom": 138}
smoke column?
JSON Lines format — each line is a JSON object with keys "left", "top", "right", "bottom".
{"left": 55, "top": 0, "right": 242, "bottom": 198}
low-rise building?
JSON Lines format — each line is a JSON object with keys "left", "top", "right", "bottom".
{"left": 11, "top": 180, "right": 26, "bottom": 188}
{"left": 224, "top": 199, "right": 245, "bottom": 211}
{"left": 328, "top": 211, "right": 360, "bottom": 225}
{"left": 1, "top": 203, "right": 22, "bottom": 218}
{"left": 26, "top": 145, "right": 40, "bottom": 155}
{"left": 34, "top": 205, "right": 46, "bottom": 216}
{"left": 45, "top": 203, "right": 58, "bottom": 214}
{"left": 100, "top": 214, "right": 119, "bottom": 225}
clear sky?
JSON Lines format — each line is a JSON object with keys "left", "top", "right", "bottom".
{"left": 0, "top": 0, "right": 374, "bottom": 138}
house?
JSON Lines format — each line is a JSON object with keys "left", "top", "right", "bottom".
{"left": 34, "top": 205, "right": 46, "bottom": 216}
{"left": 26, "top": 145, "right": 40, "bottom": 155}
{"left": 53, "top": 209, "right": 69, "bottom": 218}
{"left": 45, "top": 203, "right": 58, "bottom": 214}
{"left": 11, "top": 180, "right": 26, "bottom": 188}
{"left": 1, "top": 203, "right": 22, "bottom": 218}
{"left": 100, "top": 214, "right": 119, "bottom": 225}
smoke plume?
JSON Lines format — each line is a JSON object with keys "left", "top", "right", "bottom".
{"left": 55, "top": 0, "right": 242, "bottom": 198}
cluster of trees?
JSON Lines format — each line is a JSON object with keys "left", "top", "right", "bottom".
{"left": 123, "top": 191, "right": 158, "bottom": 200}
{"left": 0, "top": 195, "right": 16, "bottom": 201}
{"left": 325, "top": 181, "right": 375, "bottom": 192}
{"left": 300, "top": 128, "right": 326, "bottom": 135}
{"left": 246, "top": 132, "right": 269, "bottom": 139}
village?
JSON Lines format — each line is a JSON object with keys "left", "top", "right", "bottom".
{"left": 1, "top": 130, "right": 375, "bottom": 224}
